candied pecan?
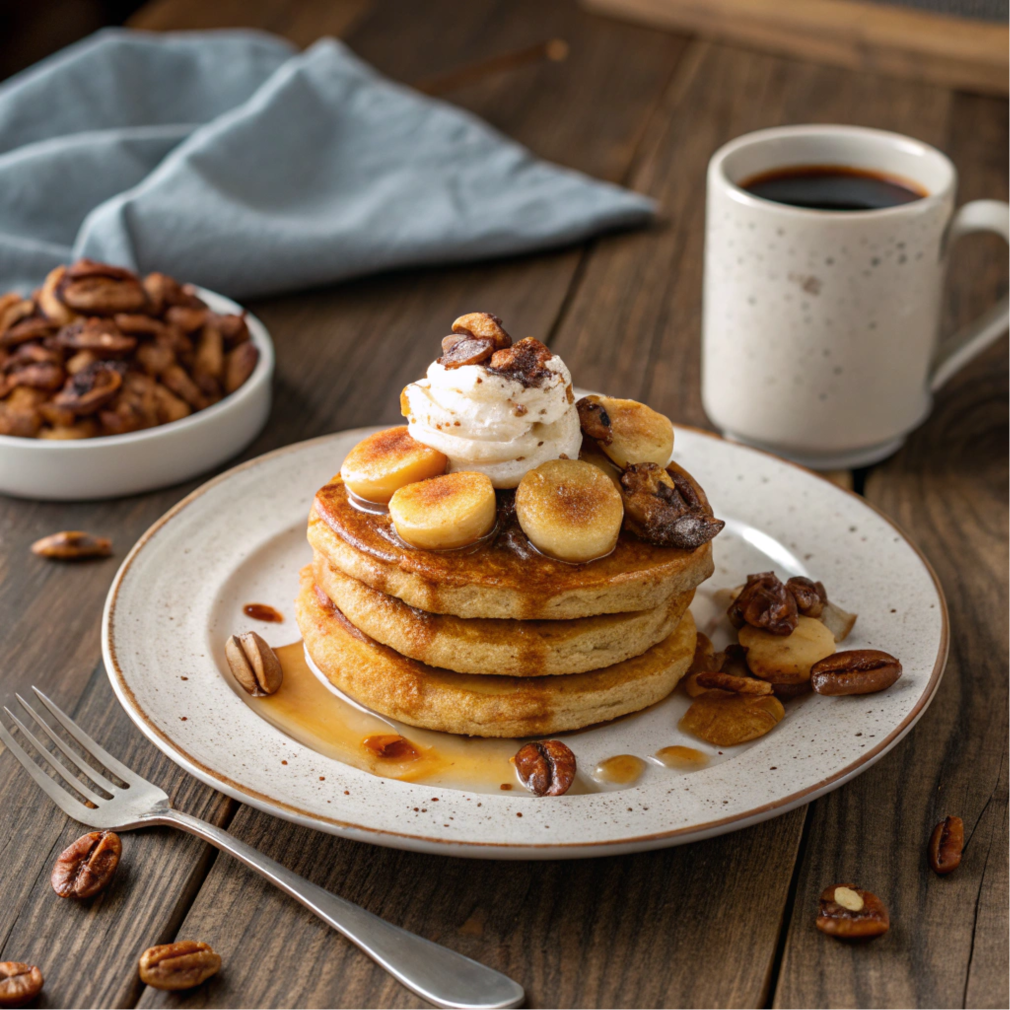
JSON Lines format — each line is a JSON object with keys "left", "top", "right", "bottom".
{"left": 8, "top": 361, "right": 64, "bottom": 392}
{"left": 142, "top": 271, "right": 205, "bottom": 314}
{"left": 162, "top": 364, "right": 207, "bottom": 409}
{"left": 98, "top": 372, "right": 159, "bottom": 435}
{"left": 113, "top": 313, "right": 169, "bottom": 337}
{"left": 165, "top": 304, "right": 209, "bottom": 333}
{"left": 0, "top": 387, "right": 45, "bottom": 437}
{"left": 487, "top": 337, "right": 554, "bottom": 386}
{"left": 728, "top": 572, "right": 798, "bottom": 636}
{"left": 620, "top": 461, "right": 724, "bottom": 550}
{"left": 216, "top": 312, "right": 249, "bottom": 346}
{"left": 1, "top": 315, "right": 58, "bottom": 347}
{"left": 57, "top": 318, "right": 136, "bottom": 357}
{"left": 53, "top": 361, "right": 123, "bottom": 414}
{"left": 193, "top": 324, "right": 224, "bottom": 394}
{"left": 0, "top": 293, "right": 30, "bottom": 332}
{"left": 696, "top": 670, "right": 772, "bottom": 695}
{"left": 513, "top": 740, "right": 576, "bottom": 796}
{"left": 51, "top": 830, "right": 121, "bottom": 898}
{"left": 438, "top": 334, "right": 495, "bottom": 368}
{"left": 224, "top": 342, "right": 258, "bottom": 394}
{"left": 66, "top": 350, "right": 98, "bottom": 375}
{"left": 0, "top": 962, "right": 44, "bottom": 1008}
{"left": 138, "top": 941, "right": 221, "bottom": 991}
{"left": 57, "top": 259, "right": 148, "bottom": 315}
{"left": 225, "top": 632, "right": 282, "bottom": 695}
{"left": 720, "top": 643, "right": 751, "bottom": 678}
{"left": 38, "top": 266, "right": 77, "bottom": 324}
{"left": 786, "top": 576, "right": 828, "bottom": 618}
{"left": 451, "top": 311, "right": 511, "bottom": 349}
{"left": 136, "top": 340, "right": 176, "bottom": 376}
{"left": 31, "top": 531, "right": 112, "bottom": 559}
{"left": 928, "top": 815, "right": 964, "bottom": 875}
{"left": 39, "top": 400, "right": 77, "bottom": 427}
{"left": 810, "top": 650, "right": 902, "bottom": 696}
{"left": 153, "top": 383, "right": 191, "bottom": 424}
{"left": 576, "top": 395, "right": 612, "bottom": 444}
{"left": 816, "top": 885, "right": 889, "bottom": 940}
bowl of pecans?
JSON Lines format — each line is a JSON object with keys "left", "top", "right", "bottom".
{"left": 0, "top": 259, "right": 273, "bottom": 500}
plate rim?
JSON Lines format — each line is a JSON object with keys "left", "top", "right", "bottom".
{"left": 102, "top": 426, "right": 949, "bottom": 857}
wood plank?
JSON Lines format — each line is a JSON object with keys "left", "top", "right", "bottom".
{"left": 582, "top": 0, "right": 1010, "bottom": 96}
{"left": 772, "top": 90, "right": 1008, "bottom": 1010}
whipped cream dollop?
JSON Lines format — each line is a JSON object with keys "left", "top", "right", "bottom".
{"left": 402, "top": 344, "right": 582, "bottom": 488}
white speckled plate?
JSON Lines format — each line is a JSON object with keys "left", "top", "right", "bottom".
{"left": 103, "top": 427, "right": 947, "bottom": 859}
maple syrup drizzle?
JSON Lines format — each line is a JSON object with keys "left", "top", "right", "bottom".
{"left": 257, "top": 643, "right": 521, "bottom": 792}
{"left": 243, "top": 603, "right": 284, "bottom": 623}
{"left": 593, "top": 754, "right": 646, "bottom": 785}
{"left": 655, "top": 745, "right": 709, "bottom": 769}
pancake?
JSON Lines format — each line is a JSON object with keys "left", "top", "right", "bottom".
{"left": 296, "top": 567, "right": 696, "bottom": 737}
{"left": 313, "top": 553, "right": 695, "bottom": 676}
{"left": 309, "top": 478, "right": 714, "bottom": 620}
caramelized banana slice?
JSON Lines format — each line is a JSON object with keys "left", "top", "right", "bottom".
{"left": 340, "top": 427, "right": 447, "bottom": 504}
{"left": 516, "top": 459, "right": 624, "bottom": 563}
{"left": 389, "top": 472, "right": 497, "bottom": 550}
{"left": 578, "top": 439, "right": 624, "bottom": 494}
{"left": 740, "top": 616, "right": 836, "bottom": 684}
{"left": 576, "top": 395, "right": 673, "bottom": 467}
{"left": 681, "top": 691, "right": 785, "bottom": 746}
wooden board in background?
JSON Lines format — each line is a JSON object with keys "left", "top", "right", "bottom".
{"left": 581, "top": 0, "right": 1010, "bottom": 95}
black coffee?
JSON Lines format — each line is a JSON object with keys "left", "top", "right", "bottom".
{"left": 740, "top": 165, "right": 926, "bottom": 211}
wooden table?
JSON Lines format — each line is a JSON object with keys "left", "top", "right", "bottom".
{"left": 1, "top": 1, "right": 1006, "bottom": 1007}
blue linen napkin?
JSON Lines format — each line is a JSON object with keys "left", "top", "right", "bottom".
{"left": 0, "top": 29, "right": 656, "bottom": 299}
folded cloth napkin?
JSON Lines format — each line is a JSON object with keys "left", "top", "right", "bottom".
{"left": 0, "top": 29, "right": 656, "bottom": 299}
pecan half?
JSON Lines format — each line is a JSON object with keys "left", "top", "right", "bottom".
{"left": 928, "top": 815, "right": 964, "bottom": 875}
{"left": 696, "top": 670, "right": 772, "bottom": 695}
{"left": 728, "top": 572, "right": 798, "bottom": 636}
{"left": 620, "top": 461, "right": 724, "bottom": 550}
{"left": 451, "top": 312, "right": 511, "bottom": 349}
{"left": 576, "top": 395, "right": 612, "bottom": 444}
{"left": 38, "top": 266, "right": 77, "bottom": 324}
{"left": 0, "top": 963, "right": 44, "bottom": 1008}
{"left": 52, "top": 830, "right": 121, "bottom": 898}
{"left": 57, "top": 259, "right": 148, "bottom": 315}
{"left": 810, "top": 649, "right": 902, "bottom": 696}
{"left": 487, "top": 337, "right": 555, "bottom": 386}
{"left": 224, "top": 342, "right": 259, "bottom": 394}
{"left": 57, "top": 318, "right": 136, "bottom": 357}
{"left": 438, "top": 334, "right": 495, "bottom": 368}
{"left": 0, "top": 387, "right": 45, "bottom": 437}
{"left": 53, "top": 361, "right": 124, "bottom": 414}
{"left": 142, "top": 272, "right": 205, "bottom": 315}
{"left": 816, "top": 884, "right": 889, "bottom": 939}
{"left": 1, "top": 316, "right": 58, "bottom": 347}
{"left": 785, "top": 576, "right": 828, "bottom": 618}
{"left": 138, "top": 942, "right": 221, "bottom": 991}
{"left": 514, "top": 740, "right": 576, "bottom": 796}
{"left": 31, "top": 531, "right": 112, "bottom": 559}
{"left": 225, "top": 632, "right": 282, "bottom": 695}
{"left": 193, "top": 323, "right": 224, "bottom": 395}
{"left": 165, "top": 304, "right": 209, "bottom": 333}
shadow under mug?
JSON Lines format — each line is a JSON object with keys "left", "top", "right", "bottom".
{"left": 702, "top": 124, "right": 1008, "bottom": 470}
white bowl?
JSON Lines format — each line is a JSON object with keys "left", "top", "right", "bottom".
{"left": 0, "top": 288, "right": 273, "bottom": 501}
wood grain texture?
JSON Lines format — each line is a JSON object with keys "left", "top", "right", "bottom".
{"left": 773, "top": 91, "right": 1008, "bottom": 1010}
{"left": 582, "top": 0, "right": 1010, "bottom": 95}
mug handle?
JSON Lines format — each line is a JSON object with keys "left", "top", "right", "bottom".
{"left": 930, "top": 199, "right": 1009, "bottom": 392}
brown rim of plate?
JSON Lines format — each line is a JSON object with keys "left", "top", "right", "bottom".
{"left": 103, "top": 425, "right": 950, "bottom": 851}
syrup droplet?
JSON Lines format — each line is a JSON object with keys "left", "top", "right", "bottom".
{"left": 593, "top": 754, "right": 646, "bottom": 785}
{"left": 361, "top": 733, "right": 420, "bottom": 762}
{"left": 655, "top": 745, "right": 709, "bottom": 769}
{"left": 243, "top": 603, "right": 283, "bottom": 623}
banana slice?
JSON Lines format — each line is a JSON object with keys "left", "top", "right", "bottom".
{"left": 389, "top": 471, "right": 497, "bottom": 550}
{"left": 740, "top": 616, "right": 836, "bottom": 684}
{"left": 515, "top": 459, "right": 624, "bottom": 563}
{"left": 578, "top": 440, "right": 624, "bottom": 494}
{"left": 577, "top": 396, "right": 674, "bottom": 468}
{"left": 340, "top": 426, "right": 447, "bottom": 504}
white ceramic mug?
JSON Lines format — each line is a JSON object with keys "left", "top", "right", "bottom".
{"left": 702, "top": 125, "right": 1008, "bottom": 469}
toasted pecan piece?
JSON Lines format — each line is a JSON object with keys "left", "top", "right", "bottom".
{"left": 487, "top": 336, "right": 554, "bottom": 386}
{"left": 620, "top": 461, "right": 724, "bottom": 550}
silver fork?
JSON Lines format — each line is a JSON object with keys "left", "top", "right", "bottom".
{"left": 0, "top": 688, "right": 524, "bottom": 1010}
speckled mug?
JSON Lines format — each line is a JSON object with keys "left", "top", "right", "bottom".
{"left": 703, "top": 125, "right": 1009, "bottom": 469}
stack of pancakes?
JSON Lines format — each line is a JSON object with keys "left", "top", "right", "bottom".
{"left": 296, "top": 477, "right": 714, "bottom": 739}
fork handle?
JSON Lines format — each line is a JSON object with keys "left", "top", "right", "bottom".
{"left": 150, "top": 808, "right": 524, "bottom": 1009}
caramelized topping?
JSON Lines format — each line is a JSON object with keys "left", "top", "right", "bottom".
{"left": 362, "top": 734, "right": 420, "bottom": 761}
{"left": 620, "top": 462, "right": 724, "bottom": 550}
{"left": 487, "top": 337, "right": 555, "bottom": 387}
